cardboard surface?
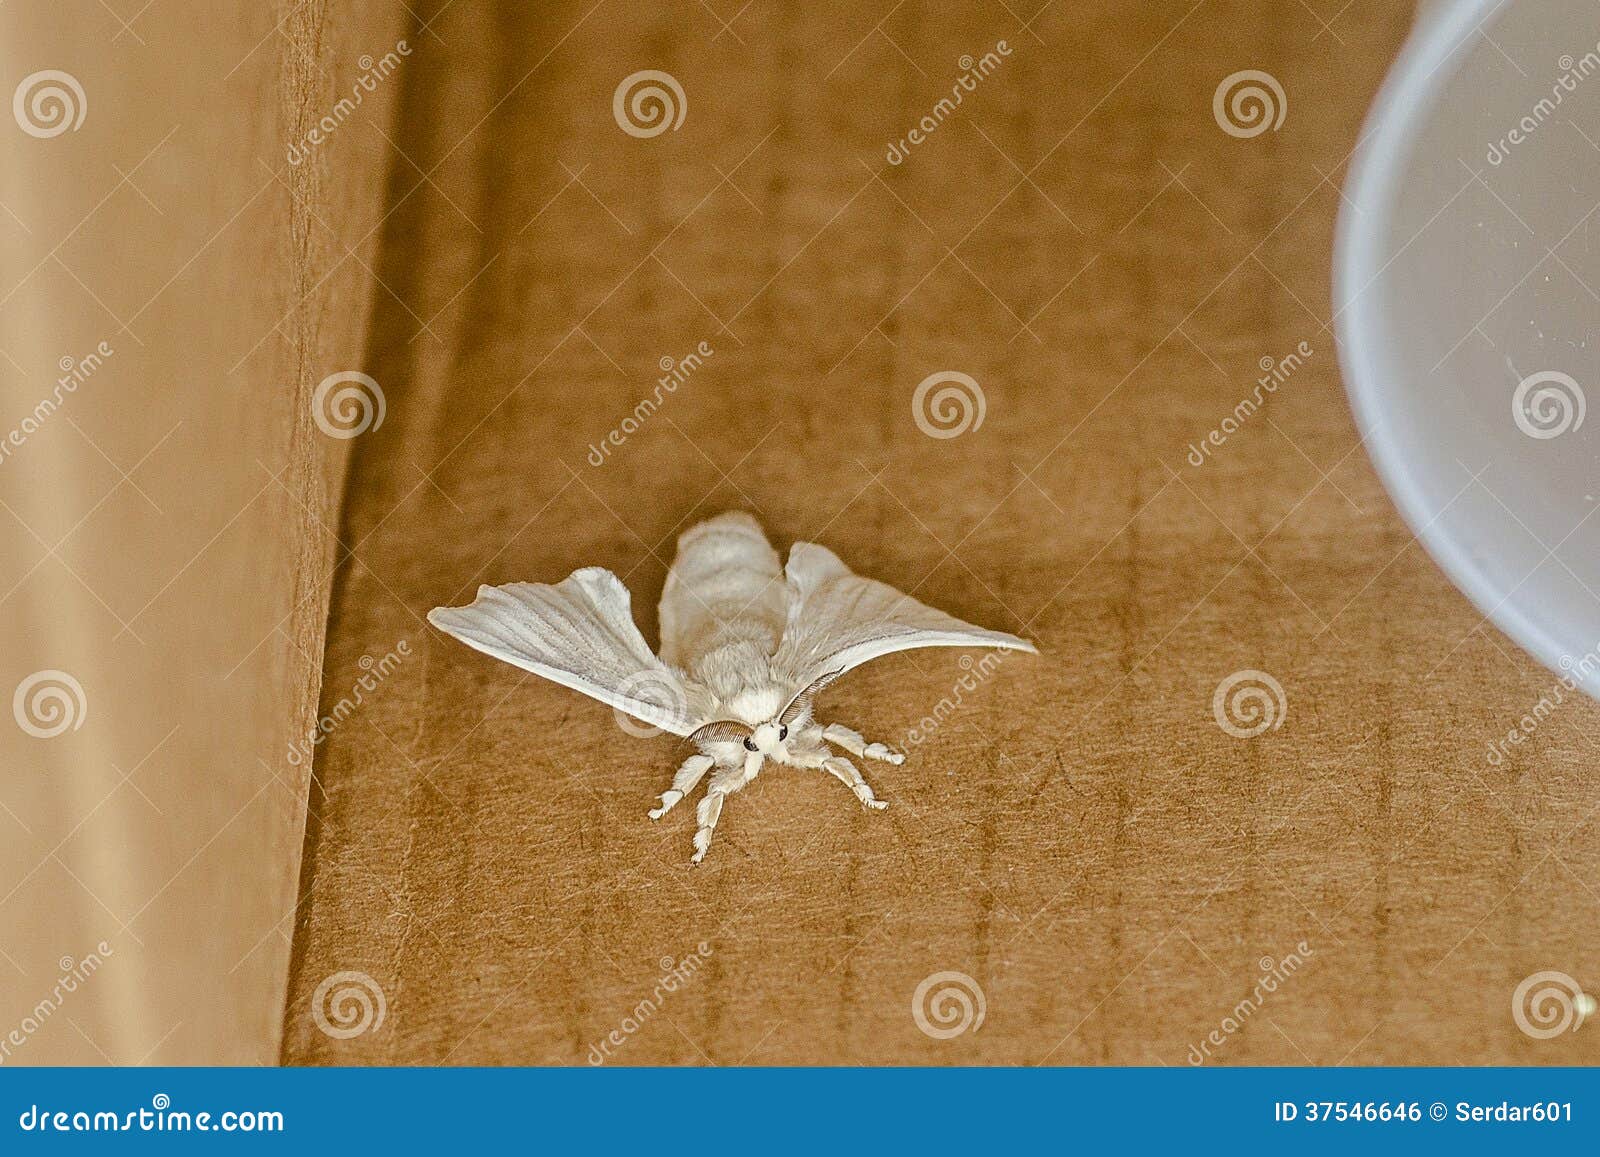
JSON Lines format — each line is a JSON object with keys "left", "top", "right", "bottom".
{"left": 282, "top": 0, "right": 1600, "bottom": 1064}
{"left": 0, "top": 0, "right": 403, "bottom": 1063}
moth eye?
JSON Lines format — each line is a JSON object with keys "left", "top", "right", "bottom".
{"left": 743, "top": 738, "right": 757, "bottom": 752}
{"left": 778, "top": 725, "right": 788, "bottom": 740}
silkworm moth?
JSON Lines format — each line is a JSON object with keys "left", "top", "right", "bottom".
{"left": 428, "top": 512, "right": 1037, "bottom": 862}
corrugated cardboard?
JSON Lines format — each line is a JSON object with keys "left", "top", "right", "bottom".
{"left": 282, "top": 0, "right": 1600, "bottom": 1065}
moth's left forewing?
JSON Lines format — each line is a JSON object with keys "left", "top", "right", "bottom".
{"left": 770, "top": 541, "right": 1037, "bottom": 695}
{"left": 427, "top": 569, "right": 712, "bottom": 737}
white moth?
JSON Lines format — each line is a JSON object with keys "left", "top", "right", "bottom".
{"left": 428, "top": 511, "right": 1037, "bottom": 862}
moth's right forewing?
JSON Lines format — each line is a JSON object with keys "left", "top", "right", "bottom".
{"left": 428, "top": 568, "right": 707, "bottom": 736}
{"left": 771, "top": 541, "right": 1038, "bottom": 691}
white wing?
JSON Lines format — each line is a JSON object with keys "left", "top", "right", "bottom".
{"left": 428, "top": 568, "right": 710, "bottom": 736}
{"left": 770, "top": 542, "right": 1037, "bottom": 694}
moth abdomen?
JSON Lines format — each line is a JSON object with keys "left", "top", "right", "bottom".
{"left": 658, "top": 510, "right": 787, "bottom": 668}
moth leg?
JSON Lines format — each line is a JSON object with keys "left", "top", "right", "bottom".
{"left": 649, "top": 752, "right": 715, "bottom": 820}
{"left": 822, "top": 723, "right": 905, "bottom": 766}
{"left": 691, "top": 791, "right": 726, "bottom": 864}
{"left": 822, "top": 755, "right": 889, "bottom": 811}
{"left": 690, "top": 763, "right": 752, "bottom": 862}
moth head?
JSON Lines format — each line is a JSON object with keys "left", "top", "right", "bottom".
{"left": 688, "top": 719, "right": 785, "bottom": 761}
{"left": 746, "top": 721, "right": 785, "bottom": 754}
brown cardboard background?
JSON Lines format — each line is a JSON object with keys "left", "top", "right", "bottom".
{"left": 282, "top": 0, "right": 1600, "bottom": 1065}
{"left": 0, "top": 1, "right": 405, "bottom": 1063}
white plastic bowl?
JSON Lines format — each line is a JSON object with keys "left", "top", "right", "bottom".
{"left": 1337, "top": 0, "right": 1600, "bottom": 694}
